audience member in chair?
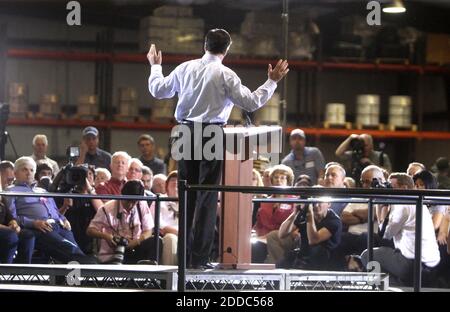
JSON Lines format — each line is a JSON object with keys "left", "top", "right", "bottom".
{"left": 276, "top": 195, "right": 342, "bottom": 270}
{"left": 5, "top": 157, "right": 95, "bottom": 264}
{"left": 34, "top": 161, "right": 53, "bottom": 191}
{"left": 94, "top": 168, "right": 111, "bottom": 188}
{"left": 0, "top": 175, "right": 35, "bottom": 264}
{"left": 323, "top": 164, "right": 348, "bottom": 217}
{"left": 265, "top": 176, "right": 312, "bottom": 264}
{"left": 0, "top": 161, "right": 15, "bottom": 190}
{"left": 251, "top": 169, "right": 266, "bottom": 227}
{"left": 360, "top": 173, "right": 440, "bottom": 285}
{"left": 141, "top": 166, "right": 153, "bottom": 192}
{"left": 333, "top": 166, "right": 388, "bottom": 271}
{"left": 154, "top": 171, "right": 179, "bottom": 265}
{"left": 413, "top": 170, "right": 446, "bottom": 231}
{"left": 252, "top": 165, "right": 295, "bottom": 263}
{"left": 151, "top": 174, "right": 167, "bottom": 195}
{"left": 87, "top": 180, "right": 161, "bottom": 264}
{"left": 406, "top": 162, "right": 425, "bottom": 177}
{"left": 96, "top": 151, "right": 131, "bottom": 200}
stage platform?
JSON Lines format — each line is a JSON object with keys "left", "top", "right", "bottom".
{"left": 0, "top": 264, "right": 389, "bottom": 291}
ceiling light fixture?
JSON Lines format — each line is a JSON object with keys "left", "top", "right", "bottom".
{"left": 383, "top": 0, "right": 406, "bottom": 14}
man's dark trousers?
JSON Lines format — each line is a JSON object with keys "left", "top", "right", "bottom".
{"left": 177, "top": 122, "right": 223, "bottom": 266}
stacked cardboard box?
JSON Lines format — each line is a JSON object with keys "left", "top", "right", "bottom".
{"left": 139, "top": 5, "right": 204, "bottom": 54}
{"left": 151, "top": 98, "right": 176, "bottom": 122}
{"left": 77, "top": 95, "right": 99, "bottom": 116}
{"left": 8, "top": 82, "right": 28, "bottom": 114}
{"left": 39, "top": 94, "right": 60, "bottom": 116}
{"left": 240, "top": 11, "right": 281, "bottom": 57}
{"left": 227, "top": 33, "right": 248, "bottom": 56}
{"left": 239, "top": 11, "right": 318, "bottom": 59}
{"left": 118, "top": 87, "right": 138, "bottom": 117}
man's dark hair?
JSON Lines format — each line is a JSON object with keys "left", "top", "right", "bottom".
{"left": 137, "top": 134, "right": 154, "bottom": 145}
{"left": 35, "top": 162, "right": 53, "bottom": 180}
{"left": 121, "top": 180, "right": 145, "bottom": 196}
{"left": 0, "top": 160, "right": 14, "bottom": 172}
{"left": 204, "top": 29, "right": 231, "bottom": 54}
{"left": 413, "top": 170, "right": 438, "bottom": 189}
{"left": 142, "top": 166, "right": 153, "bottom": 176}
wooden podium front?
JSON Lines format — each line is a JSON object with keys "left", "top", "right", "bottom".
{"left": 219, "top": 126, "right": 282, "bottom": 268}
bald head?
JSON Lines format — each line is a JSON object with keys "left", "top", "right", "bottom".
{"left": 361, "top": 165, "right": 385, "bottom": 188}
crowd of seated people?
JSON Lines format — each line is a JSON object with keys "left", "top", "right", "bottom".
{"left": 0, "top": 126, "right": 450, "bottom": 288}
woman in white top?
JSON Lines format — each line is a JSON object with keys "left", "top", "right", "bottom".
{"left": 155, "top": 171, "right": 179, "bottom": 265}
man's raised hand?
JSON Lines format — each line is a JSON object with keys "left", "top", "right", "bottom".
{"left": 147, "top": 43, "right": 162, "bottom": 65}
{"left": 268, "top": 59, "right": 289, "bottom": 82}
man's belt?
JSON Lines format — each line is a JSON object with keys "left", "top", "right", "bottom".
{"left": 179, "top": 119, "right": 225, "bottom": 127}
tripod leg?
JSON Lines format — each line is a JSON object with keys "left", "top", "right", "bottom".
{"left": 5, "top": 131, "right": 19, "bottom": 160}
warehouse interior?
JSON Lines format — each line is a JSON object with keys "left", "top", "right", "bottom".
{"left": 1, "top": 0, "right": 450, "bottom": 293}
{"left": 0, "top": 0, "right": 448, "bottom": 170}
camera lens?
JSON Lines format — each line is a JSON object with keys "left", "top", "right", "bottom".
{"left": 111, "top": 236, "right": 129, "bottom": 264}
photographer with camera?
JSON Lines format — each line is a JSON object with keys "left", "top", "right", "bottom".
{"left": 335, "top": 134, "right": 392, "bottom": 183}
{"left": 268, "top": 190, "right": 342, "bottom": 269}
{"left": 58, "top": 166, "right": 102, "bottom": 255}
{"left": 49, "top": 147, "right": 102, "bottom": 255}
{"left": 87, "top": 180, "right": 161, "bottom": 264}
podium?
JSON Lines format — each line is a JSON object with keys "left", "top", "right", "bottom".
{"left": 219, "top": 126, "right": 283, "bottom": 268}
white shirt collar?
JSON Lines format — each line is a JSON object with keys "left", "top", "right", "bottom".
{"left": 202, "top": 52, "right": 222, "bottom": 64}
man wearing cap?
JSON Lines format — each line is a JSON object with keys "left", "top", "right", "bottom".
{"left": 281, "top": 129, "right": 325, "bottom": 185}
{"left": 76, "top": 126, "right": 112, "bottom": 170}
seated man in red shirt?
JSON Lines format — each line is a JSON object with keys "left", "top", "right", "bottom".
{"left": 96, "top": 151, "right": 131, "bottom": 200}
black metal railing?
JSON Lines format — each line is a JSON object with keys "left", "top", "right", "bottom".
{"left": 177, "top": 183, "right": 450, "bottom": 292}
{"left": 3, "top": 186, "right": 450, "bottom": 293}
{"left": 0, "top": 191, "right": 178, "bottom": 265}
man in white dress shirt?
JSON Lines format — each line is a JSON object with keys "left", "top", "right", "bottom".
{"left": 147, "top": 29, "right": 289, "bottom": 269}
{"left": 361, "top": 172, "right": 440, "bottom": 285}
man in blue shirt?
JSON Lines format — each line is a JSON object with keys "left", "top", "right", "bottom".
{"left": 148, "top": 29, "right": 289, "bottom": 269}
{"left": 281, "top": 129, "right": 326, "bottom": 185}
{"left": 5, "top": 156, "right": 95, "bottom": 264}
